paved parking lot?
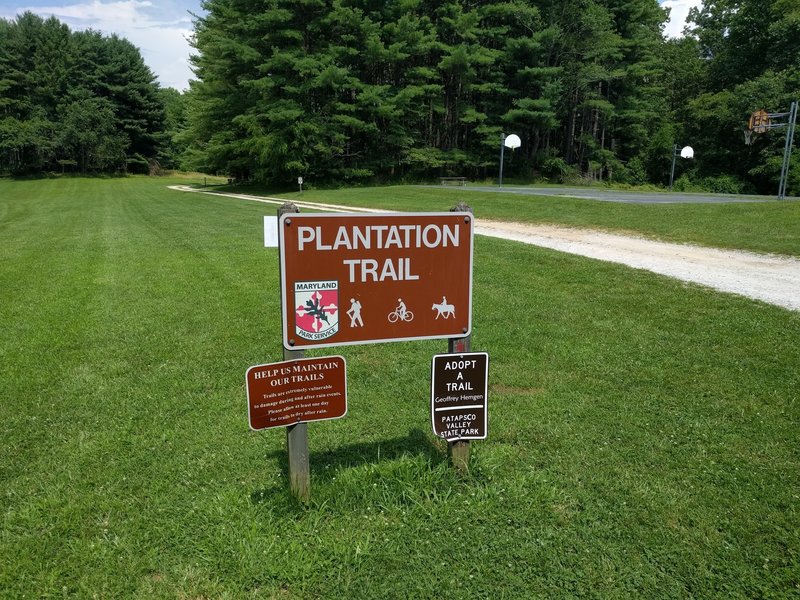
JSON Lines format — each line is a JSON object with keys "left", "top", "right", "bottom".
{"left": 428, "top": 184, "right": 796, "bottom": 204}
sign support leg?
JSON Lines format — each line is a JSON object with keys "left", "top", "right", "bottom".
{"left": 446, "top": 201, "right": 475, "bottom": 473}
{"left": 286, "top": 419, "right": 309, "bottom": 501}
{"left": 278, "top": 201, "right": 310, "bottom": 502}
{"left": 448, "top": 439, "right": 470, "bottom": 473}
{"left": 447, "top": 335, "right": 472, "bottom": 473}
{"left": 284, "top": 346, "right": 309, "bottom": 502}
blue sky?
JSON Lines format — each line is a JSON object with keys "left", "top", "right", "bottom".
{"left": 661, "top": 0, "right": 702, "bottom": 38}
{"left": 0, "top": 0, "right": 203, "bottom": 90}
{"left": 0, "top": 0, "right": 698, "bottom": 92}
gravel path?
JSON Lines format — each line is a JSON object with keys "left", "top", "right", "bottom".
{"left": 170, "top": 186, "right": 800, "bottom": 311}
{"left": 476, "top": 222, "right": 800, "bottom": 311}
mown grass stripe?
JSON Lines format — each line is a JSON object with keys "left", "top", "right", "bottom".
{"left": 1, "top": 176, "right": 798, "bottom": 598}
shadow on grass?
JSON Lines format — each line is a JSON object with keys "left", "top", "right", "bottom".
{"left": 251, "top": 428, "right": 448, "bottom": 510}
{"left": 308, "top": 427, "right": 446, "bottom": 476}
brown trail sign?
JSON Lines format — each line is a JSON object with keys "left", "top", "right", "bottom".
{"left": 246, "top": 356, "right": 347, "bottom": 430}
{"left": 279, "top": 212, "right": 473, "bottom": 349}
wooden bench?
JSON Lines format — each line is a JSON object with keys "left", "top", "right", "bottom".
{"left": 439, "top": 177, "right": 467, "bottom": 186}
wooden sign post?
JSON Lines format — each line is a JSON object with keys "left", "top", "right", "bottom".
{"left": 278, "top": 202, "right": 310, "bottom": 502}
{"left": 448, "top": 337, "right": 471, "bottom": 472}
{"left": 284, "top": 357, "right": 309, "bottom": 501}
{"left": 448, "top": 203, "right": 474, "bottom": 472}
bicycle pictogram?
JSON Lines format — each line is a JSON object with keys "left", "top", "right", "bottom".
{"left": 388, "top": 298, "right": 414, "bottom": 323}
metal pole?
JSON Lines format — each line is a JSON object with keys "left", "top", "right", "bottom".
{"left": 278, "top": 201, "right": 310, "bottom": 502}
{"left": 778, "top": 105, "right": 791, "bottom": 199}
{"left": 499, "top": 132, "right": 505, "bottom": 187}
{"left": 448, "top": 202, "right": 473, "bottom": 473}
{"left": 790, "top": 101, "right": 799, "bottom": 196}
{"left": 778, "top": 101, "right": 797, "bottom": 200}
{"left": 669, "top": 144, "right": 678, "bottom": 191}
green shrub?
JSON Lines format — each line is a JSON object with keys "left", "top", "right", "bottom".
{"left": 698, "top": 175, "right": 750, "bottom": 194}
{"left": 617, "top": 156, "right": 649, "bottom": 185}
{"left": 671, "top": 174, "right": 701, "bottom": 192}
{"left": 539, "top": 155, "right": 574, "bottom": 182}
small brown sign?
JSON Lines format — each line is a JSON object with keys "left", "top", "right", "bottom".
{"left": 431, "top": 352, "right": 488, "bottom": 441}
{"left": 279, "top": 212, "right": 473, "bottom": 349}
{"left": 246, "top": 356, "right": 347, "bottom": 430}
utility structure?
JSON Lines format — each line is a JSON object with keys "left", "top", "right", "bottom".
{"left": 669, "top": 144, "right": 694, "bottom": 191}
{"left": 745, "top": 102, "right": 798, "bottom": 200}
{"left": 498, "top": 133, "right": 521, "bottom": 187}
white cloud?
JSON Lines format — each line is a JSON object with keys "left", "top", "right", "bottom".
{"left": 662, "top": 0, "right": 703, "bottom": 39}
{"left": 0, "top": 1, "right": 198, "bottom": 90}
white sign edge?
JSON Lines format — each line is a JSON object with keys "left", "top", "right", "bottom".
{"left": 264, "top": 216, "right": 279, "bottom": 248}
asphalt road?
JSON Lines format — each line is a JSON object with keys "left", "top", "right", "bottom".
{"left": 427, "top": 184, "right": 797, "bottom": 204}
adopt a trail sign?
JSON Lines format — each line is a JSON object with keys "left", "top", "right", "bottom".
{"left": 431, "top": 352, "right": 488, "bottom": 441}
{"left": 279, "top": 212, "right": 473, "bottom": 349}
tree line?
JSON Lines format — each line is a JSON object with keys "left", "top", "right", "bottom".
{"left": 0, "top": 12, "right": 181, "bottom": 174}
{"left": 1, "top": 2, "right": 798, "bottom": 194}
{"left": 186, "top": 0, "right": 667, "bottom": 184}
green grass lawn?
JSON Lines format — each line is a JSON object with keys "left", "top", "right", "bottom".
{"left": 230, "top": 185, "right": 800, "bottom": 257}
{"left": 1, "top": 176, "right": 799, "bottom": 598}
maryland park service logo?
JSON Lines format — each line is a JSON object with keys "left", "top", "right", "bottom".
{"left": 294, "top": 281, "right": 339, "bottom": 341}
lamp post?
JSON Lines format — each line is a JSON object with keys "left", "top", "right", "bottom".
{"left": 669, "top": 144, "right": 694, "bottom": 191}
